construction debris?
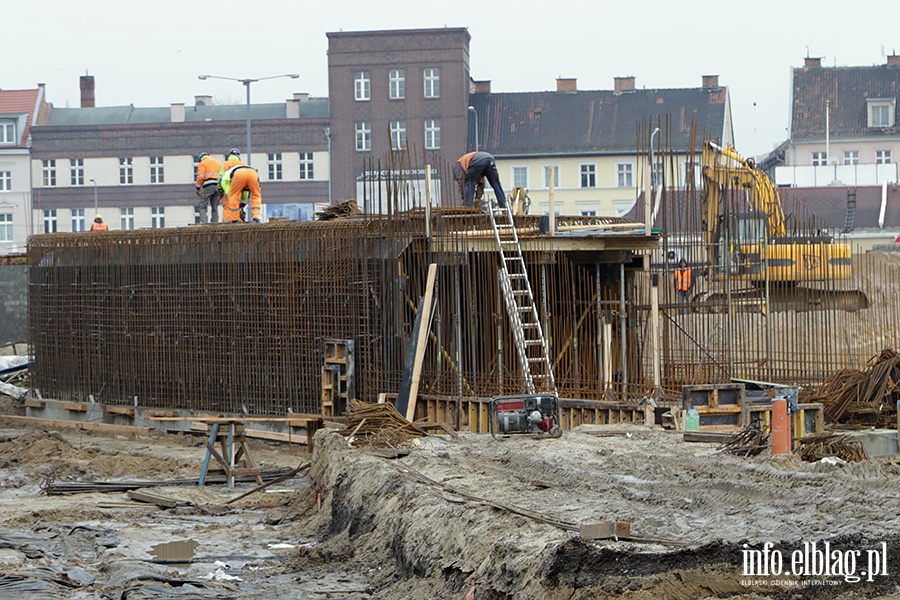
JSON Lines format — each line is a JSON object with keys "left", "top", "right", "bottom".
{"left": 316, "top": 199, "right": 362, "bottom": 220}
{"left": 42, "top": 467, "right": 296, "bottom": 495}
{"left": 794, "top": 433, "right": 870, "bottom": 463}
{"left": 716, "top": 424, "right": 769, "bottom": 457}
{"left": 341, "top": 400, "right": 428, "bottom": 448}
{"left": 808, "top": 348, "right": 900, "bottom": 426}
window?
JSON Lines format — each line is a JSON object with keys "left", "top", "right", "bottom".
{"left": 42, "top": 160, "right": 56, "bottom": 186}
{"left": 71, "top": 208, "right": 85, "bottom": 232}
{"left": 543, "top": 165, "right": 560, "bottom": 189}
{"left": 423, "top": 68, "right": 440, "bottom": 98}
{"left": 580, "top": 164, "right": 597, "bottom": 188}
{"left": 512, "top": 166, "right": 528, "bottom": 188}
{"left": 120, "top": 207, "right": 134, "bottom": 230}
{"left": 0, "top": 171, "right": 10, "bottom": 192}
{"left": 425, "top": 119, "right": 441, "bottom": 150}
{"left": 43, "top": 209, "right": 57, "bottom": 233}
{"left": 868, "top": 99, "right": 896, "bottom": 128}
{"left": 389, "top": 70, "right": 406, "bottom": 100}
{"left": 299, "top": 153, "right": 313, "bottom": 180}
{"left": 268, "top": 153, "right": 283, "bottom": 181}
{"left": 616, "top": 163, "right": 633, "bottom": 188}
{"left": 355, "top": 122, "right": 371, "bottom": 152}
{"left": 70, "top": 159, "right": 84, "bottom": 186}
{"left": 151, "top": 207, "right": 165, "bottom": 228}
{"left": 354, "top": 71, "right": 371, "bottom": 101}
{"left": 843, "top": 151, "right": 859, "bottom": 165}
{"left": 0, "top": 121, "right": 15, "bottom": 144}
{"left": 119, "top": 158, "right": 133, "bottom": 184}
{"left": 390, "top": 120, "right": 406, "bottom": 150}
{"left": 150, "top": 156, "right": 164, "bottom": 184}
{"left": 877, "top": 150, "right": 893, "bottom": 164}
{"left": 577, "top": 201, "right": 599, "bottom": 216}
{"left": 812, "top": 152, "right": 827, "bottom": 166}
{"left": 651, "top": 163, "right": 664, "bottom": 187}
{"left": 0, "top": 214, "right": 11, "bottom": 241}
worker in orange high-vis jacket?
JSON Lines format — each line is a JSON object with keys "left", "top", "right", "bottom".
{"left": 452, "top": 151, "right": 508, "bottom": 209}
{"left": 674, "top": 258, "right": 693, "bottom": 312}
{"left": 195, "top": 151, "right": 222, "bottom": 223}
{"left": 221, "top": 164, "right": 262, "bottom": 222}
{"left": 90, "top": 214, "right": 108, "bottom": 231}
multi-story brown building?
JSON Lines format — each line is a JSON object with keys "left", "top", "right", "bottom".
{"left": 326, "top": 28, "right": 472, "bottom": 204}
{"left": 30, "top": 76, "right": 330, "bottom": 232}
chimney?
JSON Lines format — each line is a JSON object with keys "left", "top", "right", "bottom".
{"left": 556, "top": 78, "right": 577, "bottom": 92}
{"left": 80, "top": 75, "right": 95, "bottom": 108}
{"left": 194, "top": 95, "right": 212, "bottom": 107}
{"left": 804, "top": 56, "right": 822, "bottom": 68}
{"left": 286, "top": 99, "right": 300, "bottom": 119}
{"left": 473, "top": 80, "right": 492, "bottom": 94}
{"left": 292, "top": 92, "right": 309, "bottom": 102}
{"left": 614, "top": 76, "right": 635, "bottom": 94}
{"left": 170, "top": 103, "right": 185, "bottom": 123}
{"left": 889, "top": 53, "right": 900, "bottom": 66}
{"left": 702, "top": 75, "right": 719, "bottom": 88}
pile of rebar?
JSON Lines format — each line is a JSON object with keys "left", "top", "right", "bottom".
{"left": 808, "top": 349, "right": 900, "bottom": 426}
{"left": 794, "top": 433, "right": 869, "bottom": 463}
{"left": 41, "top": 467, "right": 296, "bottom": 495}
{"left": 717, "top": 425, "right": 769, "bottom": 457}
{"left": 342, "top": 399, "right": 428, "bottom": 448}
{"left": 316, "top": 199, "right": 362, "bottom": 220}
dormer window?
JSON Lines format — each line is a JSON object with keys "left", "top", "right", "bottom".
{"left": 0, "top": 121, "right": 15, "bottom": 144}
{"left": 867, "top": 98, "right": 896, "bottom": 128}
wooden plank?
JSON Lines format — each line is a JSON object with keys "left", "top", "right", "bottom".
{"left": 147, "top": 410, "right": 178, "bottom": 418}
{"left": 405, "top": 263, "right": 438, "bottom": 422}
{"left": 23, "top": 399, "right": 45, "bottom": 409}
{"left": 127, "top": 489, "right": 178, "bottom": 508}
{"left": 0, "top": 415, "right": 154, "bottom": 435}
{"left": 105, "top": 405, "right": 135, "bottom": 416}
{"left": 63, "top": 403, "right": 87, "bottom": 412}
{"left": 683, "top": 431, "right": 735, "bottom": 444}
{"left": 579, "top": 521, "right": 632, "bottom": 540}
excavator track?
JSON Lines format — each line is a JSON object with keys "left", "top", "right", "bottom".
{"left": 690, "top": 287, "right": 869, "bottom": 314}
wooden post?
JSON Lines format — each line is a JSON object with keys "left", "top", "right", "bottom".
{"left": 406, "top": 263, "right": 438, "bottom": 422}
{"left": 548, "top": 165, "right": 556, "bottom": 236}
{"left": 424, "top": 164, "right": 432, "bottom": 241}
{"left": 650, "top": 273, "right": 661, "bottom": 389}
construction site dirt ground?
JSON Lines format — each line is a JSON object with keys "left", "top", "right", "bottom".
{"left": 3, "top": 417, "right": 900, "bottom": 599}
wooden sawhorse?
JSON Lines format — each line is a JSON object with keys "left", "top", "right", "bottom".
{"left": 198, "top": 421, "right": 263, "bottom": 488}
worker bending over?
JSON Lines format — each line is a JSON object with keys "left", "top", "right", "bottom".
{"left": 453, "top": 151, "right": 508, "bottom": 209}
{"left": 221, "top": 164, "right": 262, "bottom": 223}
{"left": 195, "top": 151, "right": 222, "bottom": 223}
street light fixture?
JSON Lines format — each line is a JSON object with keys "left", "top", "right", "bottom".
{"left": 468, "top": 106, "right": 479, "bottom": 151}
{"left": 198, "top": 73, "right": 300, "bottom": 166}
{"left": 89, "top": 178, "right": 98, "bottom": 219}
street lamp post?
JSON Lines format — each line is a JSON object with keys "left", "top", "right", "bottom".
{"left": 198, "top": 73, "right": 300, "bottom": 166}
{"left": 468, "top": 106, "right": 479, "bottom": 151}
{"left": 89, "top": 178, "right": 98, "bottom": 219}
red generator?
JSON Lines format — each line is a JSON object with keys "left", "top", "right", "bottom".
{"left": 488, "top": 394, "right": 562, "bottom": 439}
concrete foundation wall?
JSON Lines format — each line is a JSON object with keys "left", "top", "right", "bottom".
{"left": 0, "top": 264, "right": 28, "bottom": 346}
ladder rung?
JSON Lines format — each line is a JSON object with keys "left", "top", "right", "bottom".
{"left": 525, "top": 340, "right": 544, "bottom": 346}
{"left": 509, "top": 273, "right": 527, "bottom": 279}
{"left": 522, "top": 323, "right": 540, "bottom": 329}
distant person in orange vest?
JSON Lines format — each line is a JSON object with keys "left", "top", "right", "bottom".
{"left": 221, "top": 163, "right": 262, "bottom": 223}
{"left": 90, "top": 214, "right": 108, "bottom": 231}
{"left": 674, "top": 258, "right": 693, "bottom": 312}
{"left": 195, "top": 151, "right": 222, "bottom": 223}
{"left": 453, "top": 151, "right": 508, "bottom": 209}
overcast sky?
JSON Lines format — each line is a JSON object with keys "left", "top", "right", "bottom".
{"left": 8, "top": 0, "right": 897, "bottom": 158}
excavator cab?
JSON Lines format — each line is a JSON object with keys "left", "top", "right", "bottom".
{"left": 710, "top": 210, "right": 768, "bottom": 277}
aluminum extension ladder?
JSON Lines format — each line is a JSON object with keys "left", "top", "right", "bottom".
{"left": 487, "top": 202, "right": 557, "bottom": 394}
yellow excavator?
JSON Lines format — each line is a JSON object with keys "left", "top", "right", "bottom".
{"left": 694, "top": 141, "right": 867, "bottom": 312}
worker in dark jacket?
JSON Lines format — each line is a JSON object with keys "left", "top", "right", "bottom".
{"left": 453, "top": 151, "right": 508, "bottom": 209}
